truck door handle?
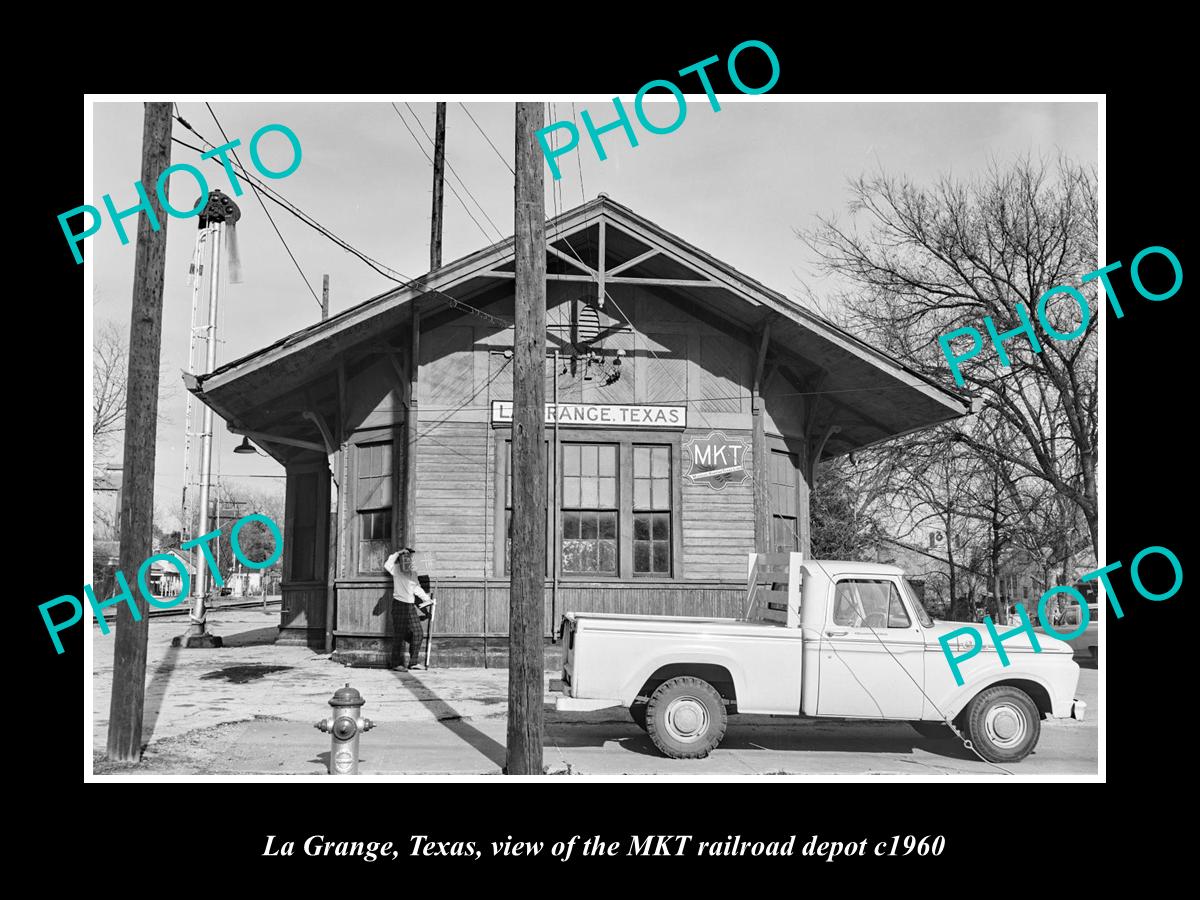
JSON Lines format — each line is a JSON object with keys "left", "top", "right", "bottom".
{"left": 826, "top": 630, "right": 848, "bottom": 637}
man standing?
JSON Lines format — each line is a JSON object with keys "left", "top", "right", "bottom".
{"left": 384, "top": 547, "right": 433, "bottom": 670}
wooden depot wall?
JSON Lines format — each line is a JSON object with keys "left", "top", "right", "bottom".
{"left": 286, "top": 280, "right": 815, "bottom": 667}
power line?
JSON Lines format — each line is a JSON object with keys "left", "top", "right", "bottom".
{"left": 169, "top": 121, "right": 513, "bottom": 329}
{"left": 171, "top": 126, "right": 405, "bottom": 282}
{"left": 571, "top": 102, "right": 586, "bottom": 204}
{"left": 459, "top": 102, "right": 514, "bottom": 175}
{"left": 403, "top": 101, "right": 506, "bottom": 240}
{"left": 390, "top": 102, "right": 501, "bottom": 245}
{"left": 173, "top": 126, "right": 959, "bottom": 407}
{"left": 202, "top": 103, "right": 322, "bottom": 310}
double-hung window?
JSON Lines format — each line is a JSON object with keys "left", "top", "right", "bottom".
{"left": 633, "top": 446, "right": 671, "bottom": 575}
{"left": 496, "top": 435, "right": 678, "bottom": 579}
{"left": 561, "top": 443, "right": 618, "bottom": 575}
{"left": 356, "top": 440, "right": 393, "bottom": 575}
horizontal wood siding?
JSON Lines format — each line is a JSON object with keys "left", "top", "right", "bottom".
{"left": 335, "top": 582, "right": 394, "bottom": 636}
{"left": 414, "top": 419, "right": 490, "bottom": 576}
{"left": 421, "top": 582, "right": 745, "bottom": 637}
{"left": 681, "top": 428, "right": 756, "bottom": 581}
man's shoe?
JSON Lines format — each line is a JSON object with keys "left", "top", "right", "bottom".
{"left": 409, "top": 663, "right": 426, "bottom": 671}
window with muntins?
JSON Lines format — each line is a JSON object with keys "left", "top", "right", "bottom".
{"left": 356, "top": 441, "right": 393, "bottom": 574}
{"left": 561, "top": 443, "right": 618, "bottom": 575}
{"left": 633, "top": 445, "right": 671, "bottom": 575}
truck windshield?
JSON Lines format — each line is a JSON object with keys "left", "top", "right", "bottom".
{"left": 902, "top": 579, "right": 935, "bottom": 628}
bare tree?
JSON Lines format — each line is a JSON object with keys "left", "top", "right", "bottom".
{"left": 801, "top": 154, "right": 1098, "bottom": 559}
{"left": 863, "top": 426, "right": 990, "bottom": 620}
{"left": 93, "top": 320, "right": 128, "bottom": 454}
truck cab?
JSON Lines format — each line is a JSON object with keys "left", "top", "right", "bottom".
{"left": 558, "top": 555, "right": 1085, "bottom": 763}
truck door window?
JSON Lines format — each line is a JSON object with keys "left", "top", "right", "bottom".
{"left": 833, "top": 580, "right": 911, "bottom": 629}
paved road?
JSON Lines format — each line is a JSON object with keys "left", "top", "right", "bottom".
{"left": 200, "top": 704, "right": 1096, "bottom": 776}
{"left": 93, "top": 608, "right": 1098, "bottom": 776}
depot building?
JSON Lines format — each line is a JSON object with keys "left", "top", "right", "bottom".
{"left": 188, "top": 196, "right": 966, "bottom": 667}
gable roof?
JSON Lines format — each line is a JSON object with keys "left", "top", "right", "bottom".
{"left": 190, "top": 195, "right": 967, "bottom": 462}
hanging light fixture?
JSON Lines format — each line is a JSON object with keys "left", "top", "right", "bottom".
{"left": 234, "top": 436, "right": 257, "bottom": 454}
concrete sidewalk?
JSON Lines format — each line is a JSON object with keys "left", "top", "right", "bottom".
{"left": 92, "top": 607, "right": 1099, "bottom": 776}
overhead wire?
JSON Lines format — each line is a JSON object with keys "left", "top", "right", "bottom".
{"left": 458, "top": 102, "right": 515, "bottom": 176}
{"left": 178, "top": 113, "right": 912, "bottom": 407}
{"left": 549, "top": 225, "right": 718, "bottom": 431}
{"left": 391, "top": 103, "right": 499, "bottom": 247}
{"left": 403, "top": 101, "right": 506, "bottom": 241}
{"left": 202, "top": 102, "right": 323, "bottom": 310}
{"left": 187, "top": 110, "right": 1010, "bottom": 773}
{"left": 169, "top": 120, "right": 513, "bottom": 329}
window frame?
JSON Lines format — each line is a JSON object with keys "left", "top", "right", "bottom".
{"left": 351, "top": 427, "right": 400, "bottom": 577}
{"left": 632, "top": 444, "right": 673, "bottom": 577}
{"left": 496, "top": 437, "right": 553, "bottom": 578}
{"left": 829, "top": 576, "right": 918, "bottom": 631}
{"left": 493, "top": 428, "right": 684, "bottom": 581}
{"left": 766, "top": 434, "right": 806, "bottom": 554}
{"left": 560, "top": 442, "right": 621, "bottom": 577}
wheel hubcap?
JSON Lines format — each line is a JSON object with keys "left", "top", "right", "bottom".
{"left": 663, "top": 696, "right": 710, "bottom": 743}
{"left": 984, "top": 703, "right": 1027, "bottom": 749}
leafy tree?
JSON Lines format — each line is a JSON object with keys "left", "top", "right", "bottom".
{"left": 167, "top": 482, "right": 286, "bottom": 587}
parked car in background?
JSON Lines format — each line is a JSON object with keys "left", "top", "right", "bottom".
{"left": 1035, "top": 604, "right": 1098, "bottom": 661}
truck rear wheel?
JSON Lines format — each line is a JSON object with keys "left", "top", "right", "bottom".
{"left": 963, "top": 686, "right": 1040, "bottom": 763}
{"left": 645, "top": 676, "right": 727, "bottom": 759}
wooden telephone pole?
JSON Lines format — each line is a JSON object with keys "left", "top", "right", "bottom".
{"left": 107, "top": 102, "right": 173, "bottom": 762}
{"left": 430, "top": 102, "right": 446, "bottom": 269}
{"left": 508, "top": 102, "right": 546, "bottom": 775}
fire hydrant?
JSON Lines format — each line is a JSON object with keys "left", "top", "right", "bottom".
{"left": 314, "top": 683, "right": 376, "bottom": 775}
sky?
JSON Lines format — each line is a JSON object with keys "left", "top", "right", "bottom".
{"left": 88, "top": 98, "right": 1098, "bottom": 530}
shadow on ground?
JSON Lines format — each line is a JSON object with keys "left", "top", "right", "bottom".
{"left": 546, "top": 711, "right": 989, "bottom": 763}
{"left": 221, "top": 626, "right": 282, "bottom": 648}
{"left": 142, "top": 644, "right": 180, "bottom": 744}
{"left": 391, "top": 671, "right": 508, "bottom": 768}
{"left": 200, "top": 664, "right": 294, "bottom": 684}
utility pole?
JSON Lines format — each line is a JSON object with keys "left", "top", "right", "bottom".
{"left": 430, "top": 102, "right": 446, "bottom": 270}
{"left": 508, "top": 102, "right": 546, "bottom": 776}
{"left": 322, "top": 273, "right": 330, "bottom": 321}
{"left": 107, "top": 102, "right": 172, "bottom": 762}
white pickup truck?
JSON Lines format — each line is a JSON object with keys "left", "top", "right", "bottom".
{"left": 556, "top": 554, "right": 1086, "bottom": 763}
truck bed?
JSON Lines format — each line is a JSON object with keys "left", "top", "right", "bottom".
{"left": 562, "top": 612, "right": 806, "bottom": 715}
{"left": 564, "top": 611, "right": 790, "bottom": 630}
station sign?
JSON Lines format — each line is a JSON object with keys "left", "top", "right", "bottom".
{"left": 490, "top": 401, "right": 687, "bottom": 428}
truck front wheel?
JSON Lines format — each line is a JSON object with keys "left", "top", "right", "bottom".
{"left": 963, "top": 686, "right": 1040, "bottom": 763}
{"left": 630, "top": 701, "right": 648, "bottom": 731}
{"left": 645, "top": 676, "right": 727, "bottom": 759}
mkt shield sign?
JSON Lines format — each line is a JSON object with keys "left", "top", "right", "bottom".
{"left": 682, "top": 431, "right": 751, "bottom": 491}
